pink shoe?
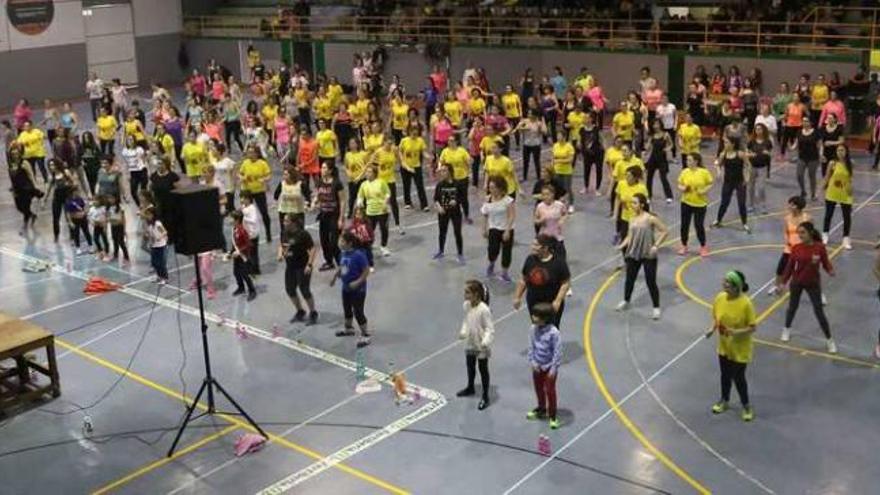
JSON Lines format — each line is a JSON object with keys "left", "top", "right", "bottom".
{"left": 206, "top": 288, "right": 216, "bottom": 300}
{"left": 699, "top": 246, "right": 710, "bottom": 257}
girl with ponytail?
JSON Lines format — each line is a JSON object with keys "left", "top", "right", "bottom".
{"left": 710, "top": 269, "right": 756, "bottom": 422}
{"left": 457, "top": 280, "right": 495, "bottom": 410}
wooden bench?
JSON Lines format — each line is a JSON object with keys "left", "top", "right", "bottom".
{"left": 0, "top": 314, "right": 60, "bottom": 414}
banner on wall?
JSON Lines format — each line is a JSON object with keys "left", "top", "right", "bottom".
{"left": 6, "top": 0, "right": 55, "bottom": 35}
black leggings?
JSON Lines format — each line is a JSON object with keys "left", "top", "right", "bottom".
{"left": 70, "top": 217, "right": 92, "bottom": 248}
{"left": 130, "top": 170, "right": 148, "bottom": 207}
{"left": 387, "top": 183, "right": 401, "bottom": 227}
{"left": 623, "top": 257, "right": 660, "bottom": 307}
{"left": 719, "top": 355, "right": 749, "bottom": 406}
{"left": 646, "top": 164, "right": 673, "bottom": 200}
{"left": 225, "top": 120, "right": 244, "bottom": 152}
{"left": 233, "top": 256, "right": 256, "bottom": 293}
{"left": 14, "top": 194, "right": 35, "bottom": 225}
{"left": 31, "top": 158, "right": 48, "bottom": 183}
{"left": 583, "top": 150, "right": 603, "bottom": 190}
{"left": 680, "top": 203, "right": 707, "bottom": 247}
{"left": 347, "top": 181, "right": 362, "bottom": 218}
{"left": 781, "top": 125, "right": 799, "bottom": 154}
{"left": 318, "top": 211, "right": 341, "bottom": 265}
{"left": 99, "top": 139, "right": 115, "bottom": 157}
{"left": 522, "top": 145, "right": 541, "bottom": 181}
{"left": 342, "top": 290, "right": 367, "bottom": 327}
{"left": 455, "top": 179, "right": 471, "bottom": 218}
{"left": 785, "top": 283, "right": 831, "bottom": 338}
{"left": 367, "top": 213, "right": 389, "bottom": 247}
{"left": 438, "top": 211, "right": 463, "bottom": 255}
{"left": 402, "top": 167, "right": 428, "bottom": 209}
{"left": 93, "top": 225, "right": 109, "bottom": 253}
{"left": 111, "top": 224, "right": 130, "bottom": 260}
{"left": 822, "top": 200, "right": 851, "bottom": 236}
{"left": 487, "top": 228, "right": 514, "bottom": 269}
{"left": 252, "top": 191, "right": 272, "bottom": 242}
{"left": 716, "top": 180, "right": 747, "bottom": 225}
{"left": 465, "top": 353, "right": 490, "bottom": 399}
{"left": 51, "top": 193, "right": 66, "bottom": 242}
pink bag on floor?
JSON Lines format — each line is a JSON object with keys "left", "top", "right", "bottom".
{"left": 234, "top": 433, "right": 267, "bottom": 457}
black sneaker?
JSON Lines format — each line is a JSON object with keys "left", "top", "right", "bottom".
{"left": 232, "top": 288, "right": 245, "bottom": 296}
{"left": 306, "top": 311, "right": 318, "bottom": 326}
{"left": 290, "top": 310, "right": 306, "bottom": 323}
{"left": 478, "top": 397, "right": 489, "bottom": 410}
{"left": 318, "top": 263, "right": 335, "bottom": 272}
{"left": 335, "top": 327, "right": 356, "bottom": 337}
{"left": 356, "top": 336, "right": 371, "bottom": 348}
{"left": 456, "top": 387, "right": 475, "bottom": 397}
{"left": 247, "top": 291, "right": 257, "bottom": 301}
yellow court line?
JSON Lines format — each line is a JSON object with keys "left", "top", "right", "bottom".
{"left": 55, "top": 339, "right": 410, "bottom": 495}
{"left": 91, "top": 425, "right": 239, "bottom": 495}
{"left": 583, "top": 272, "right": 713, "bottom": 495}
{"left": 674, "top": 244, "right": 880, "bottom": 370}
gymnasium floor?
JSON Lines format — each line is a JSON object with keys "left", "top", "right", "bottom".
{"left": 1, "top": 95, "right": 880, "bottom": 495}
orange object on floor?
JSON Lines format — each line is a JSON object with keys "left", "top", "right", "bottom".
{"left": 82, "top": 277, "right": 121, "bottom": 294}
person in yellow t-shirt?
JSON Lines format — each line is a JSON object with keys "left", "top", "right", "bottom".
{"left": 809, "top": 75, "right": 829, "bottom": 125}
{"left": 327, "top": 77, "right": 344, "bottom": 109}
{"left": 293, "top": 84, "right": 312, "bottom": 129}
{"left": 315, "top": 118, "right": 338, "bottom": 166}
{"left": 398, "top": 126, "right": 429, "bottom": 210}
{"left": 438, "top": 135, "right": 473, "bottom": 221}
{"left": 390, "top": 96, "right": 410, "bottom": 144}
{"left": 344, "top": 138, "right": 368, "bottom": 217}
{"left": 501, "top": 85, "right": 522, "bottom": 147}
{"left": 479, "top": 127, "right": 504, "bottom": 163}
{"left": 565, "top": 106, "right": 587, "bottom": 145}
{"left": 356, "top": 164, "right": 393, "bottom": 254}
{"left": 444, "top": 94, "right": 464, "bottom": 128}
{"left": 609, "top": 144, "right": 645, "bottom": 216}
{"left": 313, "top": 90, "right": 333, "bottom": 121}
{"left": 552, "top": 131, "right": 576, "bottom": 211}
{"left": 239, "top": 145, "right": 273, "bottom": 241}
{"left": 181, "top": 132, "right": 208, "bottom": 179}
{"left": 710, "top": 270, "right": 756, "bottom": 422}
{"left": 612, "top": 101, "right": 635, "bottom": 143}
{"left": 16, "top": 121, "right": 48, "bottom": 182}
{"left": 370, "top": 139, "right": 402, "bottom": 232}
{"left": 677, "top": 153, "right": 714, "bottom": 256}
{"left": 677, "top": 113, "right": 702, "bottom": 158}
{"left": 822, "top": 145, "right": 854, "bottom": 248}
{"left": 363, "top": 122, "right": 384, "bottom": 154}
{"left": 123, "top": 113, "right": 146, "bottom": 146}
{"left": 468, "top": 88, "right": 487, "bottom": 120}
{"left": 261, "top": 98, "right": 278, "bottom": 133}
{"left": 614, "top": 165, "right": 648, "bottom": 246}
{"left": 483, "top": 142, "right": 518, "bottom": 197}
{"left": 96, "top": 107, "right": 118, "bottom": 156}
{"left": 351, "top": 93, "right": 370, "bottom": 133}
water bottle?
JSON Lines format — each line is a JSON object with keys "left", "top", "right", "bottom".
{"left": 537, "top": 434, "right": 551, "bottom": 456}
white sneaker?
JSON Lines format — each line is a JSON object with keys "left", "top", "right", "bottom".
{"left": 397, "top": 225, "right": 406, "bottom": 236}
{"left": 652, "top": 308, "right": 661, "bottom": 320}
{"left": 380, "top": 246, "right": 391, "bottom": 257}
{"left": 821, "top": 293, "right": 828, "bottom": 306}
{"left": 768, "top": 285, "right": 778, "bottom": 296}
{"left": 566, "top": 288, "right": 573, "bottom": 298}
{"left": 780, "top": 327, "right": 791, "bottom": 342}
{"left": 615, "top": 301, "right": 629, "bottom": 311}
{"left": 567, "top": 205, "right": 574, "bottom": 214}
{"left": 826, "top": 338, "right": 837, "bottom": 354}
{"left": 842, "top": 236, "right": 852, "bottom": 250}
{"left": 821, "top": 232, "right": 829, "bottom": 244}
{"left": 666, "top": 198, "right": 672, "bottom": 205}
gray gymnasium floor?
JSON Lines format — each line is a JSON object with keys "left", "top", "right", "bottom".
{"left": 1, "top": 94, "right": 880, "bottom": 495}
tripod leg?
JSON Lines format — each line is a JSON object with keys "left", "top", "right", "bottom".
{"left": 212, "top": 379, "right": 268, "bottom": 438}
{"left": 167, "top": 379, "right": 210, "bottom": 457}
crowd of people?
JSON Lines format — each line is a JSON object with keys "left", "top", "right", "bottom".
{"left": 3, "top": 46, "right": 880, "bottom": 427}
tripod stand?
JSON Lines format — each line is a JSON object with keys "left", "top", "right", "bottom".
{"left": 167, "top": 253, "right": 267, "bottom": 457}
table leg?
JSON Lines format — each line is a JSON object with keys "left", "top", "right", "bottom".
{"left": 46, "top": 343, "right": 60, "bottom": 398}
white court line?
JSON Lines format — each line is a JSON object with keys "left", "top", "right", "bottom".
{"left": 56, "top": 306, "right": 166, "bottom": 359}
{"left": 0, "top": 274, "right": 58, "bottom": 293}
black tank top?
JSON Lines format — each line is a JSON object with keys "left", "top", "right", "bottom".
{"left": 721, "top": 153, "right": 745, "bottom": 183}
{"left": 648, "top": 135, "right": 668, "bottom": 165}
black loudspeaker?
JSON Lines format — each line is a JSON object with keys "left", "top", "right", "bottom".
{"left": 169, "top": 184, "right": 224, "bottom": 255}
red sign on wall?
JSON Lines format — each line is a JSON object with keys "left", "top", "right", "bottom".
{"left": 7, "top": 0, "right": 55, "bottom": 36}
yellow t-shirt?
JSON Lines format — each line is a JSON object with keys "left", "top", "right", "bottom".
{"left": 479, "top": 135, "right": 504, "bottom": 157}
{"left": 316, "top": 129, "right": 338, "bottom": 158}
{"left": 616, "top": 180, "right": 649, "bottom": 222}
{"left": 181, "top": 142, "right": 208, "bottom": 178}
{"left": 678, "top": 167, "right": 714, "bottom": 208}
{"left": 328, "top": 84, "right": 344, "bottom": 108}
{"left": 552, "top": 141, "right": 575, "bottom": 176}
{"left": 399, "top": 136, "right": 426, "bottom": 169}
{"left": 124, "top": 120, "right": 145, "bottom": 142}
{"left": 575, "top": 74, "right": 594, "bottom": 91}
{"left": 678, "top": 123, "right": 702, "bottom": 154}
{"left": 439, "top": 146, "right": 470, "bottom": 181}
{"left": 613, "top": 156, "right": 645, "bottom": 183}
{"left": 351, "top": 98, "right": 370, "bottom": 126}
{"left": 825, "top": 161, "right": 853, "bottom": 205}
{"left": 96, "top": 115, "right": 118, "bottom": 141}
{"left": 157, "top": 134, "right": 176, "bottom": 161}
{"left": 363, "top": 133, "right": 384, "bottom": 154}
{"left": 566, "top": 111, "right": 586, "bottom": 142}
{"left": 484, "top": 155, "right": 517, "bottom": 194}
{"left": 468, "top": 97, "right": 487, "bottom": 117}
{"left": 314, "top": 96, "right": 333, "bottom": 120}
{"left": 613, "top": 110, "right": 635, "bottom": 141}
{"left": 294, "top": 88, "right": 310, "bottom": 109}
{"left": 391, "top": 101, "right": 410, "bottom": 131}
{"left": 444, "top": 100, "right": 463, "bottom": 127}
{"left": 374, "top": 148, "right": 397, "bottom": 184}
{"left": 501, "top": 93, "right": 522, "bottom": 119}
{"left": 604, "top": 146, "right": 623, "bottom": 171}
{"left": 357, "top": 178, "right": 390, "bottom": 216}
{"left": 239, "top": 158, "right": 271, "bottom": 193}
{"left": 17, "top": 129, "right": 46, "bottom": 158}
{"left": 344, "top": 150, "right": 368, "bottom": 182}
{"left": 261, "top": 104, "right": 278, "bottom": 128}
{"left": 810, "top": 84, "right": 829, "bottom": 110}
{"left": 713, "top": 292, "right": 757, "bottom": 364}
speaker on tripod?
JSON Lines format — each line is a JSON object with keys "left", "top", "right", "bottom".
{"left": 166, "top": 184, "right": 266, "bottom": 457}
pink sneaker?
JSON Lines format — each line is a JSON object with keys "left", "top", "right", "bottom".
{"left": 206, "top": 288, "right": 216, "bottom": 300}
{"left": 677, "top": 245, "right": 687, "bottom": 256}
{"left": 699, "top": 246, "right": 710, "bottom": 257}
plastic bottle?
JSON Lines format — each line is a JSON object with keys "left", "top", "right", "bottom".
{"left": 538, "top": 434, "right": 551, "bottom": 456}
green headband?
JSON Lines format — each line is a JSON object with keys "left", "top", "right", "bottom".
{"left": 725, "top": 271, "right": 744, "bottom": 291}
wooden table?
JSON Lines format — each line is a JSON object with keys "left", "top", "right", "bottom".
{"left": 0, "top": 314, "right": 61, "bottom": 414}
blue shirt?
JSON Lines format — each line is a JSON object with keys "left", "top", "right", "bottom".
{"left": 340, "top": 248, "right": 368, "bottom": 293}
{"left": 527, "top": 324, "right": 561, "bottom": 372}
{"left": 550, "top": 75, "right": 567, "bottom": 97}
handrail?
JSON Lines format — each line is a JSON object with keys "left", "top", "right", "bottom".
{"left": 183, "top": 14, "right": 878, "bottom": 56}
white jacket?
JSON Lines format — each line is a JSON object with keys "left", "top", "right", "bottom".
{"left": 458, "top": 301, "right": 494, "bottom": 354}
